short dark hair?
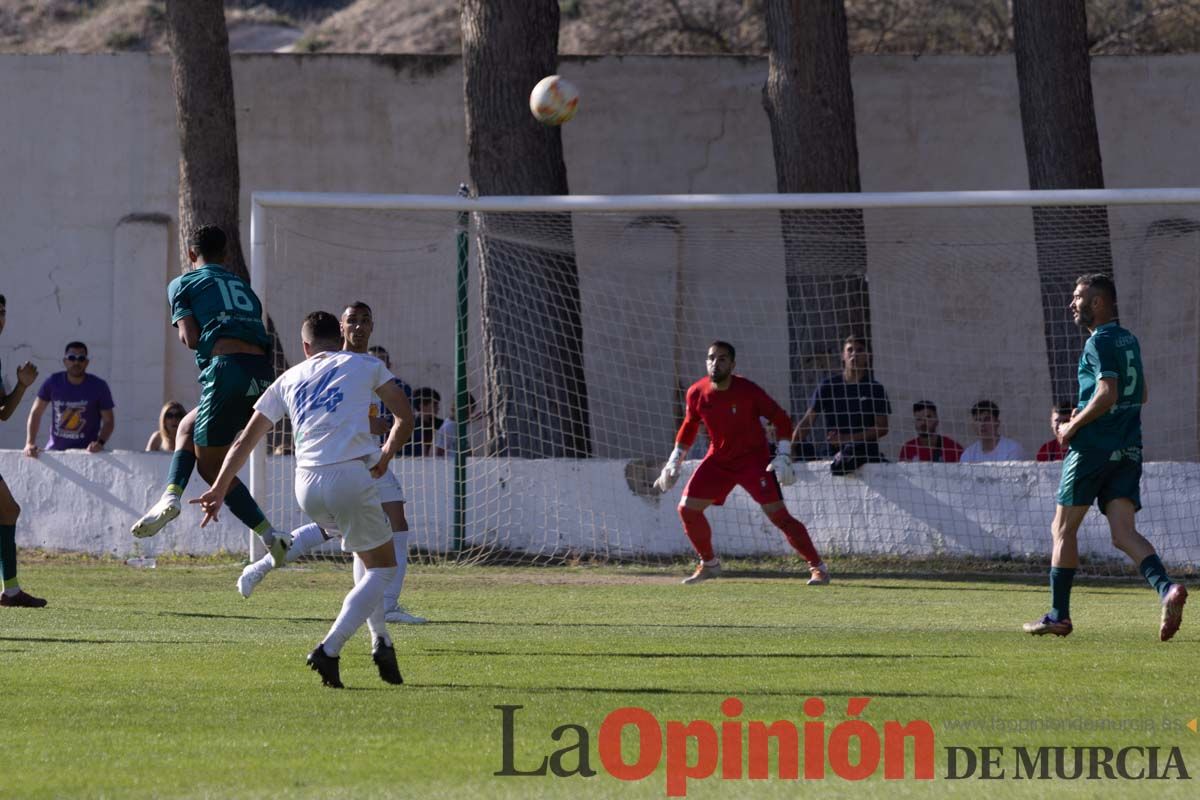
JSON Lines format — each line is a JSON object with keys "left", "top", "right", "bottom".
{"left": 1076, "top": 273, "right": 1117, "bottom": 305}
{"left": 302, "top": 311, "right": 341, "bottom": 344}
{"left": 1054, "top": 400, "right": 1074, "bottom": 416}
{"left": 970, "top": 399, "right": 999, "bottom": 419}
{"left": 189, "top": 225, "right": 227, "bottom": 262}
{"left": 708, "top": 340, "right": 735, "bottom": 361}
{"left": 412, "top": 386, "right": 441, "bottom": 405}
{"left": 64, "top": 341, "right": 88, "bottom": 356}
{"left": 913, "top": 400, "right": 938, "bottom": 414}
{"left": 0, "top": 293, "right": 6, "bottom": 306}
{"left": 844, "top": 335, "right": 869, "bottom": 350}
{"left": 342, "top": 301, "right": 372, "bottom": 317}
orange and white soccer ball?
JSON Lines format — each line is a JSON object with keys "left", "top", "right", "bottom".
{"left": 529, "top": 75, "right": 579, "bottom": 126}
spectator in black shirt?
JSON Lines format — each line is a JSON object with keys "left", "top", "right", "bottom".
{"left": 792, "top": 335, "right": 891, "bottom": 475}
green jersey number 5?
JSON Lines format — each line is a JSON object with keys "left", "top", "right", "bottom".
{"left": 1123, "top": 349, "right": 1137, "bottom": 398}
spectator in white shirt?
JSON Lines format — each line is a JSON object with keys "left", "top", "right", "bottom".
{"left": 961, "top": 399, "right": 1026, "bottom": 462}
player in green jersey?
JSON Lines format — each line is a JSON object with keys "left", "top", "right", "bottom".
{"left": 130, "top": 226, "right": 290, "bottom": 564}
{"left": 1025, "top": 274, "right": 1187, "bottom": 641}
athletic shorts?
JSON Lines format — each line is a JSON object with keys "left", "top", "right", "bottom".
{"left": 294, "top": 457, "right": 392, "bottom": 554}
{"left": 194, "top": 353, "right": 274, "bottom": 447}
{"left": 1056, "top": 446, "right": 1142, "bottom": 514}
{"left": 374, "top": 467, "right": 405, "bottom": 505}
{"left": 683, "top": 455, "right": 782, "bottom": 506}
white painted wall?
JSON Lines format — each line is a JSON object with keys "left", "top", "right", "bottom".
{"left": 3, "top": 450, "right": 1198, "bottom": 568}
{"left": 1, "top": 54, "right": 1199, "bottom": 464}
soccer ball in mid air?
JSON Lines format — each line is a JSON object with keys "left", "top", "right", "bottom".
{"left": 529, "top": 75, "right": 579, "bottom": 126}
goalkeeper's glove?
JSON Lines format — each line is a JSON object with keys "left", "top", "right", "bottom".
{"left": 653, "top": 446, "right": 685, "bottom": 493}
{"left": 767, "top": 440, "right": 796, "bottom": 486}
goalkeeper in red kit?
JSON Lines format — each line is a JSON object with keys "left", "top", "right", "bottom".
{"left": 653, "top": 341, "right": 828, "bottom": 585}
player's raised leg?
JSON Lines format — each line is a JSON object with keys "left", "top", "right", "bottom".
{"left": 1024, "top": 504, "right": 1086, "bottom": 637}
{"left": 0, "top": 477, "right": 46, "bottom": 608}
{"left": 236, "top": 522, "right": 330, "bottom": 598}
{"left": 1105, "top": 498, "right": 1188, "bottom": 641}
{"left": 131, "top": 409, "right": 196, "bottom": 538}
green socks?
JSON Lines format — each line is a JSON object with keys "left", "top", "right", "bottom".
{"left": 1138, "top": 554, "right": 1173, "bottom": 600}
{"left": 166, "top": 450, "right": 197, "bottom": 495}
{"left": 1050, "top": 566, "right": 1075, "bottom": 622}
{"left": 225, "top": 482, "right": 268, "bottom": 531}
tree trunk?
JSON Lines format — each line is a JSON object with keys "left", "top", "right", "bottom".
{"left": 165, "top": 0, "right": 247, "bottom": 279}
{"left": 461, "top": 0, "right": 591, "bottom": 458}
{"left": 1013, "top": 0, "right": 1114, "bottom": 403}
{"left": 763, "top": 0, "right": 870, "bottom": 418}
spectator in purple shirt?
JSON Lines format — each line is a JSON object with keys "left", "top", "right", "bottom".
{"left": 24, "top": 341, "right": 115, "bottom": 457}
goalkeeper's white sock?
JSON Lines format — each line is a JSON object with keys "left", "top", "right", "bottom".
{"left": 383, "top": 531, "right": 411, "bottom": 609}
{"left": 322, "top": 563, "right": 396, "bottom": 656}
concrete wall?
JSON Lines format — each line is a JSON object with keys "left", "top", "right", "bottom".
{"left": 1, "top": 54, "right": 1199, "bottom": 461}
{"left": 3, "top": 450, "right": 1198, "bottom": 568}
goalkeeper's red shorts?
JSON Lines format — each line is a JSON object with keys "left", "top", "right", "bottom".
{"left": 682, "top": 455, "right": 782, "bottom": 506}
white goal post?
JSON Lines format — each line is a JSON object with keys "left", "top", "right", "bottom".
{"left": 248, "top": 188, "right": 1200, "bottom": 573}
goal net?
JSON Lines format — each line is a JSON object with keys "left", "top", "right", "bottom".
{"left": 250, "top": 189, "right": 1200, "bottom": 576}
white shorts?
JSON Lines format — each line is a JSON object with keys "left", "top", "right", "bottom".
{"left": 294, "top": 458, "right": 392, "bottom": 554}
{"left": 374, "top": 467, "right": 405, "bottom": 505}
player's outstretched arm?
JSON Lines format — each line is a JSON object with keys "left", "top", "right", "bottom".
{"left": 192, "top": 412, "right": 273, "bottom": 526}
{"left": 373, "top": 381, "right": 415, "bottom": 477}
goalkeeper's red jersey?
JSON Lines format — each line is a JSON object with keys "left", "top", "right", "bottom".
{"left": 677, "top": 375, "right": 793, "bottom": 467}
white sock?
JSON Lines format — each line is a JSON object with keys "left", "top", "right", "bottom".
{"left": 285, "top": 523, "right": 328, "bottom": 564}
{"left": 383, "top": 531, "right": 410, "bottom": 609}
{"left": 353, "top": 556, "right": 391, "bottom": 646}
{"left": 323, "top": 563, "right": 396, "bottom": 656}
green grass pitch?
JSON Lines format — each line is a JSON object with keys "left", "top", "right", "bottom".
{"left": 2, "top": 559, "right": 1196, "bottom": 798}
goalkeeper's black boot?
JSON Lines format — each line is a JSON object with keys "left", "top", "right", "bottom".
{"left": 307, "top": 643, "right": 344, "bottom": 688}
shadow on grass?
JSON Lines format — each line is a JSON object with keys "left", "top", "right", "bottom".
{"left": 418, "top": 682, "right": 1014, "bottom": 699}
{"left": 0, "top": 635, "right": 203, "bottom": 645}
{"left": 158, "top": 611, "right": 329, "bottom": 623}
{"left": 427, "top": 619, "right": 816, "bottom": 631}
{"left": 723, "top": 568, "right": 1148, "bottom": 587}
{"left": 848, "top": 582, "right": 1146, "bottom": 596}
{"left": 422, "top": 648, "right": 974, "bottom": 660}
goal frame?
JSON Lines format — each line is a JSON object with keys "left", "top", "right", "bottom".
{"left": 247, "top": 187, "right": 1200, "bottom": 561}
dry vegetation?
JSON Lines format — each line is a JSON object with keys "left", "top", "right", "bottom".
{"left": 3, "top": 0, "right": 1200, "bottom": 55}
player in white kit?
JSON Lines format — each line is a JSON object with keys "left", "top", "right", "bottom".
{"left": 194, "top": 311, "right": 415, "bottom": 688}
{"left": 235, "top": 302, "right": 426, "bottom": 624}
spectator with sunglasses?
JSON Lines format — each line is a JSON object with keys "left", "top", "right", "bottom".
{"left": 146, "top": 401, "right": 187, "bottom": 452}
{"left": 23, "top": 341, "right": 115, "bottom": 457}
